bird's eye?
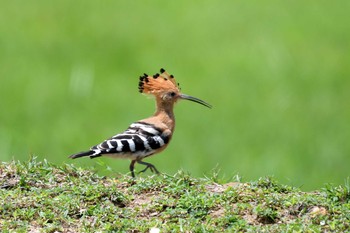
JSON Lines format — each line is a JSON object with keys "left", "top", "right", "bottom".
{"left": 170, "top": 92, "right": 176, "bottom": 97}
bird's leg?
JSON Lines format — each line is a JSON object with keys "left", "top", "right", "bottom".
{"left": 129, "top": 160, "right": 136, "bottom": 178}
{"left": 137, "top": 160, "right": 160, "bottom": 175}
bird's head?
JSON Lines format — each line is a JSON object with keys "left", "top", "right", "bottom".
{"left": 138, "top": 68, "right": 212, "bottom": 108}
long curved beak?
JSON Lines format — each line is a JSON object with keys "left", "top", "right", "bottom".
{"left": 179, "top": 94, "right": 212, "bottom": 108}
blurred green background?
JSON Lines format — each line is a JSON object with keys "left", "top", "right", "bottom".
{"left": 1, "top": 1, "right": 349, "bottom": 190}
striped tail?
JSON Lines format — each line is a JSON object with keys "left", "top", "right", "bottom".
{"left": 69, "top": 150, "right": 95, "bottom": 159}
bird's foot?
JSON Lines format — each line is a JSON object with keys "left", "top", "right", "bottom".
{"left": 137, "top": 160, "right": 160, "bottom": 175}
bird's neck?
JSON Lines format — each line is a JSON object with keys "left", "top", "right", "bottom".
{"left": 154, "top": 101, "right": 175, "bottom": 131}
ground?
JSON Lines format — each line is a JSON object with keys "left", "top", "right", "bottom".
{"left": 0, "top": 158, "right": 349, "bottom": 232}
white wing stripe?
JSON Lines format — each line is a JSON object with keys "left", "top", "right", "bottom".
{"left": 130, "top": 123, "right": 160, "bottom": 135}
{"left": 138, "top": 135, "right": 152, "bottom": 151}
{"left": 106, "top": 140, "right": 113, "bottom": 148}
{"left": 156, "top": 136, "right": 165, "bottom": 147}
{"left": 127, "top": 139, "right": 136, "bottom": 152}
{"left": 116, "top": 140, "right": 123, "bottom": 152}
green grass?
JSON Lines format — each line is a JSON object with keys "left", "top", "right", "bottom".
{"left": 1, "top": 158, "right": 350, "bottom": 232}
{"left": 1, "top": 1, "right": 350, "bottom": 190}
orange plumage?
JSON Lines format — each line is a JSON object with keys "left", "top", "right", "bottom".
{"left": 139, "top": 68, "right": 180, "bottom": 95}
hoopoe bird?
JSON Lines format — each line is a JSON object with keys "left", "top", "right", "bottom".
{"left": 69, "top": 68, "right": 212, "bottom": 177}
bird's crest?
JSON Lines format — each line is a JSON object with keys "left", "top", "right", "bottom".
{"left": 138, "top": 68, "right": 180, "bottom": 95}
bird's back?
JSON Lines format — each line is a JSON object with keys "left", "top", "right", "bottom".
{"left": 87, "top": 121, "right": 172, "bottom": 160}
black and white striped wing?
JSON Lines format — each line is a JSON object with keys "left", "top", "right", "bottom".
{"left": 89, "top": 122, "right": 170, "bottom": 159}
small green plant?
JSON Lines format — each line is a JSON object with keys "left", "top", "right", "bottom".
{"left": 323, "top": 178, "right": 350, "bottom": 203}
{"left": 254, "top": 204, "right": 278, "bottom": 224}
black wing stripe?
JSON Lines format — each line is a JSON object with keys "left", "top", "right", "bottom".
{"left": 132, "top": 135, "right": 146, "bottom": 151}
{"left": 109, "top": 140, "right": 118, "bottom": 147}
{"left": 161, "top": 134, "right": 170, "bottom": 144}
{"left": 100, "top": 141, "right": 109, "bottom": 149}
{"left": 148, "top": 136, "right": 165, "bottom": 149}
{"left": 121, "top": 140, "right": 130, "bottom": 152}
